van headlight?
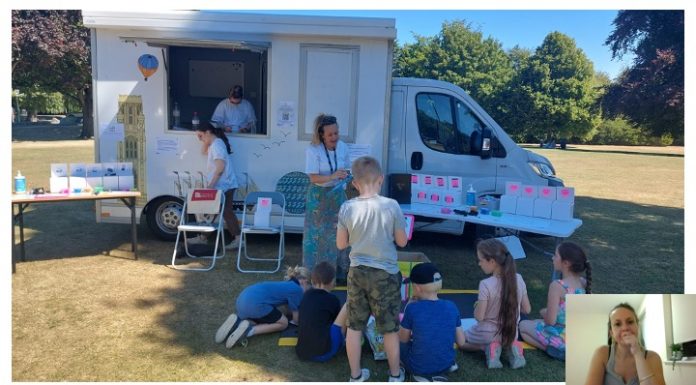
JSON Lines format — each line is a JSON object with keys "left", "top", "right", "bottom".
{"left": 528, "top": 161, "right": 556, "bottom": 178}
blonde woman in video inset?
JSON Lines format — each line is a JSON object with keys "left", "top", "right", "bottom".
{"left": 584, "top": 303, "right": 665, "bottom": 385}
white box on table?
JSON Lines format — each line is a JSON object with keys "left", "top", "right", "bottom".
{"left": 410, "top": 174, "right": 422, "bottom": 188}
{"left": 533, "top": 199, "right": 553, "bottom": 219}
{"left": 69, "top": 163, "right": 87, "bottom": 191}
{"left": 556, "top": 187, "right": 575, "bottom": 202}
{"left": 116, "top": 162, "right": 134, "bottom": 191}
{"left": 505, "top": 181, "right": 522, "bottom": 196}
{"left": 442, "top": 191, "right": 461, "bottom": 206}
{"left": 448, "top": 176, "right": 463, "bottom": 192}
{"left": 422, "top": 175, "right": 434, "bottom": 189}
{"left": 552, "top": 201, "right": 575, "bottom": 221}
{"left": 500, "top": 194, "right": 517, "bottom": 214}
{"left": 428, "top": 190, "right": 442, "bottom": 205}
{"left": 433, "top": 175, "right": 447, "bottom": 190}
{"left": 413, "top": 188, "right": 429, "bottom": 204}
{"left": 538, "top": 186, "right": 557, "bottom": 200}
{"left": 521, "top": 185, "right": 538, "bottom": 199}
{"left": 49, "top": 177, "right": 69, "bottom": 193}
{"left": 515, "top": 197, "right": 535, "bottom": 217}
{"left": 85, "top": 163, "right": 103, "bottom": 189}
{"left": 102, "top": 162, "right": 119, "bottom": 191}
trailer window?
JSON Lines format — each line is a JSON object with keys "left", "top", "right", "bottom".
{"left": 167, "top": 45, "right": 268, "bottom": 136}
{"left": 415, "top": 92, "right": 484, "bottom": 155}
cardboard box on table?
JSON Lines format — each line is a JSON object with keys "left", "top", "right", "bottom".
{"left": 434, "top": 175, "right": 447, "bottom": 190}
{"left": 516, "top": 197, "right": 535, "bottom": 217}
{"left": 538, "top": 186, "right": 557, "bottom": 200}
{"left": 69, "top": 163, "right": 87, "bottom": 191}
{"left": 442, "top": 191, "right": 461, "bottom": 207}
{"left": 50, "top": 163, "right": 69, "bottom": 193}
{"left": 366, "top": 251, "right": 430, "bottom": 360}
{"left": 505, "top": 181, "right": 522, "bottom": 196}
{"left": 533, "top": 199, "right": 553, "bottom": 218}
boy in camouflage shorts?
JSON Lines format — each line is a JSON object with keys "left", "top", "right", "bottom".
{"left": 337, "top": 156, "right": 408, "bottom": 382}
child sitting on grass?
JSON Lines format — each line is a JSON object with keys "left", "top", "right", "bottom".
{"left": 296, "top": 261, "right": 349, "bottom": 362}
{"left": 215, "top": 265, "right": 311, "bottom": 348}
{"left": 399, "top": 262, "right": 466, "bottom": 381}
{"left": 460, "top": 238, "right": 532, "bottom": 369}
{"left": 519, "top": 241, "right": 591, "bottom": 360}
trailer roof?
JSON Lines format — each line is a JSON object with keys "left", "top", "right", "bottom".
{"left": 82, "top": 10, "right": 396, "bottom": 40}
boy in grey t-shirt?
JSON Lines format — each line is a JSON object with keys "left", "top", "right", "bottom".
{"left": 337, "top": 156, "right": 408, "bottom": 382}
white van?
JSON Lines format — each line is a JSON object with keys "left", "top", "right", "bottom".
{"left": 83, "top": 10, "right": 562, "bottom": 240}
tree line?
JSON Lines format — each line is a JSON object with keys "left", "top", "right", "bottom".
{"left": 12, "top": 10, "right": 683, "bottom": 145}
{"left": 394, "top": 11, "right": 683, "bottom": 146}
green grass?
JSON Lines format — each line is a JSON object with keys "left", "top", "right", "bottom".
{"left": 11, "top": 133, "right": 683, "bottom": 381}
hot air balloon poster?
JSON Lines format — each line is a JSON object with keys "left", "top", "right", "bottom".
{"left": 137, "top": 54, "right": 159, "bottom": 81}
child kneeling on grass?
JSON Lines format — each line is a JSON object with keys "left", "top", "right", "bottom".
{"left": 296, "top": 261, "right": 349, "bottom": 362}
{"left": 215, "top": 266, "right": 311, "bottom": 348}
{"left": 399, "top": 262, "right": 466, "bottom": 381}
{"left": 460, "top": 238, "right": 532, "bottom": 369}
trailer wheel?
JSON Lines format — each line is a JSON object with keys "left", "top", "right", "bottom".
{"left": 146, "top": 197, "right": 184, "bottom": 241}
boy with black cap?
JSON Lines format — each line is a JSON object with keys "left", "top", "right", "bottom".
{"left": 398, "top": 262, "right": 466, "bottom": 381}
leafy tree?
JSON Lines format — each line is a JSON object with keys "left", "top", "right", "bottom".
{"left": 603, "top": 10, "right": 684, "bottom": 141}
{"left": 394, "top": 21, "right": 514, "bottom": 125}
{"left": 516, "top": 32, "right": 598, "bottom": 141}
{"left": 12, "top": 10, "right": 93, "bottom": 138}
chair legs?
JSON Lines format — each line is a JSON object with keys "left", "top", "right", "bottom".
{"left": 236, "top": 231, "right": 284, "bottom": 273}
{"left": 171, "top": 230, "right": 225, "bottom": 271}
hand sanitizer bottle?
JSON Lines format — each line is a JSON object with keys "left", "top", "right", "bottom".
{"left": 15, "top": 170, "right": 27, "bottom": 194}
{"left": 466, "top": 184, "right": 476, "bottom": 206}
{"left": 192, "top": 111, "right": 200, "bottom": 127}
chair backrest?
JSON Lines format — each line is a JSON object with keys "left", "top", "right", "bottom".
{"left": 186, "top": 189, "right": 223, "bottom": 215}
{"left": 244, "top": 191, "right": 286, "bottom": 208}
{"left": 275, "top": 171, "right": 309, "bottom": 214}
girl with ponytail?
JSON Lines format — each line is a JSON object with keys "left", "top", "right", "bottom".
{"left": 520, "top": 241, "right": 591, "bottom": 360}
{"left": 194, "top": 122, "right": 241, "bottom": 249}
{"left": 460, "top": 238, "right": 531, "bottom": 369}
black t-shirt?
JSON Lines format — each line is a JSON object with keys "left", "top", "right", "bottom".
{"left": 295, "top": 288, "right": 341, "bottom": 360}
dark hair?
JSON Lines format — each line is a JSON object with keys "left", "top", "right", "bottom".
{"left": 311, "top": 113, "right": 338, "bottom": 145}
{"left": 557, "top": 241, "right": 592, "bottom": 293}
{"left": 229, "top": 85, "right": 243, "bottom": 99}
{"left": 476, "top": 238, "right": 519, "bottom": 348}
{"left": 311, "top": 261, "right": 336, "bottom": 286}
{"left": 196, "top": 122, "right": 231, "bottom": 154}
{"left": 607, "top": 303, "right": 639, "bottom": 345}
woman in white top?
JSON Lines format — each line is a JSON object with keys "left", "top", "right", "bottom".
{"left": 303, "top": 114, "right": 351, "bottom": 279}
{"left": 195, "top": 122, "right": 242, "bottom": 249}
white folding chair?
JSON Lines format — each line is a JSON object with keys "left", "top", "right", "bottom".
{"left": 236, "top": 191, "right": 285, "bottom": 273}
{"left": 171, "top": 189, "right": 225, "bottom": 271}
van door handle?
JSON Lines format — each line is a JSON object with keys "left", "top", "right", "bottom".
{"left": 411, "top": 152, "right": 423, "bottom": 170}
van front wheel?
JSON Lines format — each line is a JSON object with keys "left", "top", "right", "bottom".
{"left": 146, "top": 196, "right": 184, "bottom": 241}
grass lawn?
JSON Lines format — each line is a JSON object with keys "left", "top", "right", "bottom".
{"left": 11, "top": 129, "right": 683, "bottom": 381}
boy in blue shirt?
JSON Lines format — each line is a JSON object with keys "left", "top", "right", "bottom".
{"left": 399, "top": 263, "right": 466, "bottom": 381}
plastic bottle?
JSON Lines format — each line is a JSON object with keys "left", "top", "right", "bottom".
{"left": 15, "top": 170, "right": 27, "bottom": 194}
{"left": 172, "top": 102, "right": 180, "bottom": 126}
{"left": 466, "top": 184, "right": 476, "bottom": 206}
{"left": 191, "top": 111, "right": 200, "bottom": 127}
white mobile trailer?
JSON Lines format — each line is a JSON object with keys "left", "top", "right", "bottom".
{"left": 83, "top": 10, "right": 562, "bottom": 240}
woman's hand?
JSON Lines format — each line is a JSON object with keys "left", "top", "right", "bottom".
{"left": 621, "top": 331, "right": 643, "bottom": 356}
{"left": 332, "top": 169, "right": 349, "bottom": 181}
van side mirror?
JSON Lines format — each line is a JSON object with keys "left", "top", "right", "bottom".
{"left": 480, "top": 128, "right": 492, "bottom": 159}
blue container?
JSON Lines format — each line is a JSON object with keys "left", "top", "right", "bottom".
{"left": 14, "top": 171, "right": 26, "bottom": 194}
{"left": 466, "top": 185, "right": 476, "bottom": 206}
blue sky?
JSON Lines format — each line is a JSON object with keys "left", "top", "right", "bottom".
{"left": 237, "top": 9, "right": 632, "bottom": 79}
